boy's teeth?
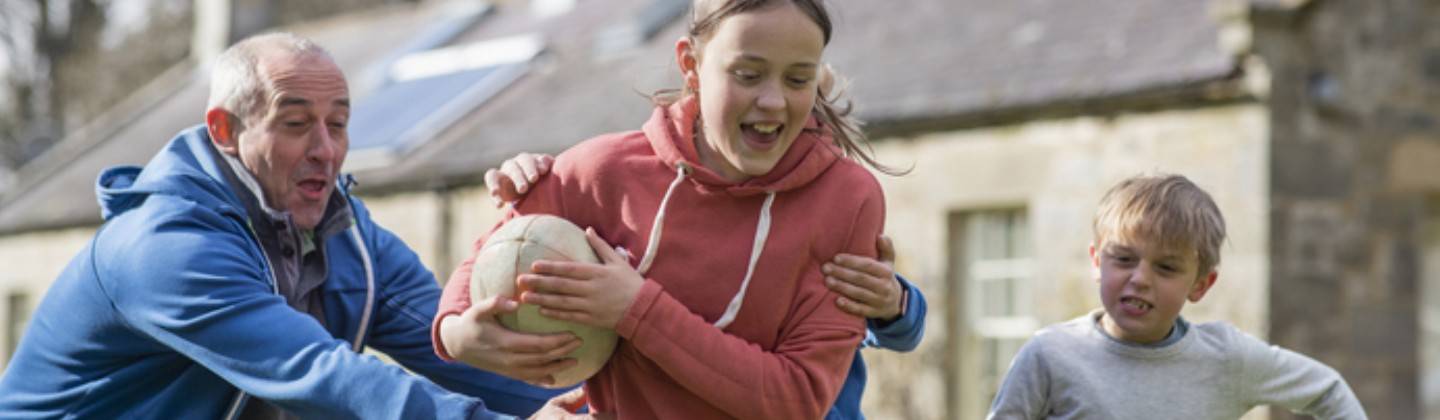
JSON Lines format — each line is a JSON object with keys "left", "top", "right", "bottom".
{"left": 751, "top": 123, "right": 780, "bottom": 134}
{"left": 1123, "top": 298, "right": 1151, "bottom": 310}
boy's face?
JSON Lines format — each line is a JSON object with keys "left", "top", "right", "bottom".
{"left": 1091, "top": 238, "right": 1217, "bottom": 344}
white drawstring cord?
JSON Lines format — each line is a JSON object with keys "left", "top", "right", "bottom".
{"left": 713, "top": 192, "right": 775, "bottom": 329}
{"left": 637, "top": 163, "right": 691, "bottom": 275}
{"left": 632, "top": 162, "right": 778, "bottom": 330}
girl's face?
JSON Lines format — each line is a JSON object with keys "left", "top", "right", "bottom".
{"left": 679, "top": 2, "right": 825, "bottom": 182}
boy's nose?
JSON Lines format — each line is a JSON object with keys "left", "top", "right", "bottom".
{"left": 1127, "top": 267, "right": 1154, "bottom": 288}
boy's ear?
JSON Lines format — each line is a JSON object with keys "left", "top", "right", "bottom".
{"left": 675, "top": 37, "right": 700, "bottom": 90}
{"left": 1088, "top": 243, "right": 1101, "bottom": 280}
{"left": 1187, "top": 270, "right": 1219, "bottom": 302}
{"left": 205, "top": 108, "right": 240, "bottom": 155}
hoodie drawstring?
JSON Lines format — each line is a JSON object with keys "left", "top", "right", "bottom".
{"left": 635, "top": 163, "right": 776, "bottom": 330}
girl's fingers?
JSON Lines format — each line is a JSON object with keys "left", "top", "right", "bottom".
{"left": 532, "top": 259, "right": 606, "bottom": 278}
{"left": 519, "top": 274, "right": 591, "bottom": 296}
{"left": 521, "top": 290, "right": 589, "bottom": 312}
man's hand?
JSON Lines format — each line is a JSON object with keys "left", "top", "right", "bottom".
{"left": 438, "top": 295, "right": 581, "bottom": 386}
{"left": 517, "top": 228, "right": 644, "bottom": 329}
{"left": 822, "top": 235, "right": 904, "bottom": 322}
{"left": 485, "top": 153, "right": 554, "bottom": 207}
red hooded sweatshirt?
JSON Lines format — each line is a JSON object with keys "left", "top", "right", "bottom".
{"left": 434, "top": 97, "right": 883, "bottom": 419}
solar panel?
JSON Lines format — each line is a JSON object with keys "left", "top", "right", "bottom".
{"left": 343, "top": 34, "right": 541, "bottom": 172}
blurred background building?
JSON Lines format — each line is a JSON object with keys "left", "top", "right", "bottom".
{"left": 0, "top": 0, "right": 1434, "bottom": 418}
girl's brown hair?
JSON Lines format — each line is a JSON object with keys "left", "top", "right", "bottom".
{"left": 655, "top": 0, "right": 907, "bottom": 176}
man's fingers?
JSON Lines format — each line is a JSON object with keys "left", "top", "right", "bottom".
{"left": 823, "top": 261, "right": 887, "bottom": 289}
{"left": 832, "top": 254, "right": 893, "bottom": 279}
{"left": 516, "top": 153, "right": 540, "bottom": 185}
{"left": 825, "top": 274, "right": 882, "bottom": 305}
{"left": 536, "top": 154, "right": 555, "bottom": 175}
{"left": 500, "top": 160, "right": 530, "bottom": 194}
{"left": 834, "top": 296, "right": 872, "bottom": 318}
{"left": 876, "top": 234, "right": 896, "bottom": 265}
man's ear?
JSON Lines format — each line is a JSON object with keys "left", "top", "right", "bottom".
{"left": 205, "top": 108, "right": 239, "bottom": 155}
{"left": 1187, "top": 270, "right": 1219, "bottom": 303}
{"left": 675, "top": 37, "right": 700, "bottom": 90}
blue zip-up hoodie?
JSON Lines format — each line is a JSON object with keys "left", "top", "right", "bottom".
{"left": 826, "top": 275, "right": 928, "bottom": 420}
{"left": 0, "top": 126, "right": 562, "bottom": 419}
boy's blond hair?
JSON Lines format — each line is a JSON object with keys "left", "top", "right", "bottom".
{"left": 1092, "top": 174, "right": 1227, "bottom": 276}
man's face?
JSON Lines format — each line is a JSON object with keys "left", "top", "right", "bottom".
{"left": 233, "top": 53, "right": 350, "bottom": 230}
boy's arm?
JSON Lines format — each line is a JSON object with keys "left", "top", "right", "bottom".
{"left": 986, "top": 339, "right": 1049, "bottom": 420}
{"left": 863, "top": 274, "right": 926, "bottom": 351}
{"left": 1235, "top": 329, "right": 1368, "bottom": 419}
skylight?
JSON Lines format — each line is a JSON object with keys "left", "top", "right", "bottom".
{"left": 345, "top": 34, "right": 545, "bottom": 172}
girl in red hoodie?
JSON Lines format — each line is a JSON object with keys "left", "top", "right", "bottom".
{"left": 434, "top": 0, "right": 896, "bottom": 418}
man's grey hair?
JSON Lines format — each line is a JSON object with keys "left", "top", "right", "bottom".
{"left": 206, "top": 32, "right": 333, "bottom": 122}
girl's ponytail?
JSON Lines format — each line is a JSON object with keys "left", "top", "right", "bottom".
{"left": 814, "top": 65, "right": 909, "bottom": 176}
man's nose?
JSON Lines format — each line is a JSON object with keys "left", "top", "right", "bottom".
{"left": 307, "top": 125, "right": 340, "bottom": 163}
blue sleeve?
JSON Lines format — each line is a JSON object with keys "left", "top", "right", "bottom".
{"left": 357, "top": 216, "right": 571, "bottom": 416}
{"left": 97, "top": 205, "right": 514, "bottom": 420}
{"left": 862, "top": 274, "right": 926, "bottom": 352}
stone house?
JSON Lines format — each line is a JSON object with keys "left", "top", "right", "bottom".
{"left": 0, "top": 0, "right": 1432, "bottom": 418}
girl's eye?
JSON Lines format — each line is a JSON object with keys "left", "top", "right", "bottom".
{"left": 733, "top": 70, "right": 760, "bottom": 82}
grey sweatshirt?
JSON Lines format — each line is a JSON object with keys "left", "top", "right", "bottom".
{"left": 987, "top": 310, "right": 1367, "bottom": 420}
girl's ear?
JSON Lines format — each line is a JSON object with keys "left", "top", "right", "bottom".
{"left": 675, "top": 37, "right": 700, "bottom": 90}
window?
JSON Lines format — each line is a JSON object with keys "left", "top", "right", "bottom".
{"left": 949, "top": 209, "right": 1037, "bottom": 418}
{"left": 5, "top": 291, "right": 30, "bottom": 366}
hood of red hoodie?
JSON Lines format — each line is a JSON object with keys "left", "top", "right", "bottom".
{"left": 643, "top": 96, "right": 842, "bottom": 197}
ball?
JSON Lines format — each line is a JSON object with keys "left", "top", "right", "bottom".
{"left": 469, "top": 214, "right": 618, "bottom": 388}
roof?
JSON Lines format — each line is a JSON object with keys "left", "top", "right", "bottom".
{"left": 0, "top": 0, "right": 1242, "bottom": 234}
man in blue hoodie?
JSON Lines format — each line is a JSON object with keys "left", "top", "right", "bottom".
{"left": 0, "top": 33, "right": 570, "bottom": 419}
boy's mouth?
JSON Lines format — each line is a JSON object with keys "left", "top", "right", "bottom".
{"left": 1119, "top": 297, "right": 1153, "bottom": 315}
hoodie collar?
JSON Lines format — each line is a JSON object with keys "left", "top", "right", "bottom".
{"left": 643, "top": 96, "right": 842, "bottom": 196}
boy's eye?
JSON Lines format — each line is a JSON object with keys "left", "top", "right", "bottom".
{"left": 733, "top": 69, "right": 761, "bottom": 82}
{"left": 786, "top": 76, "right": 812, "bottom": 86}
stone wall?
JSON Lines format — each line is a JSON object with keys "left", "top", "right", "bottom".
{"left": 1252, "top": 0, "right": 1440, "bottom": 417}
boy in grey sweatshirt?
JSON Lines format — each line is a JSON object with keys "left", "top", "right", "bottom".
{"left": 987, "top": 174, "right": 1366, "bottom": 420}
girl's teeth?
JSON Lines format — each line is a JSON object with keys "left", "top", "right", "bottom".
{"left": 752, "top": 123, "right": 780, "bottom": 134}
